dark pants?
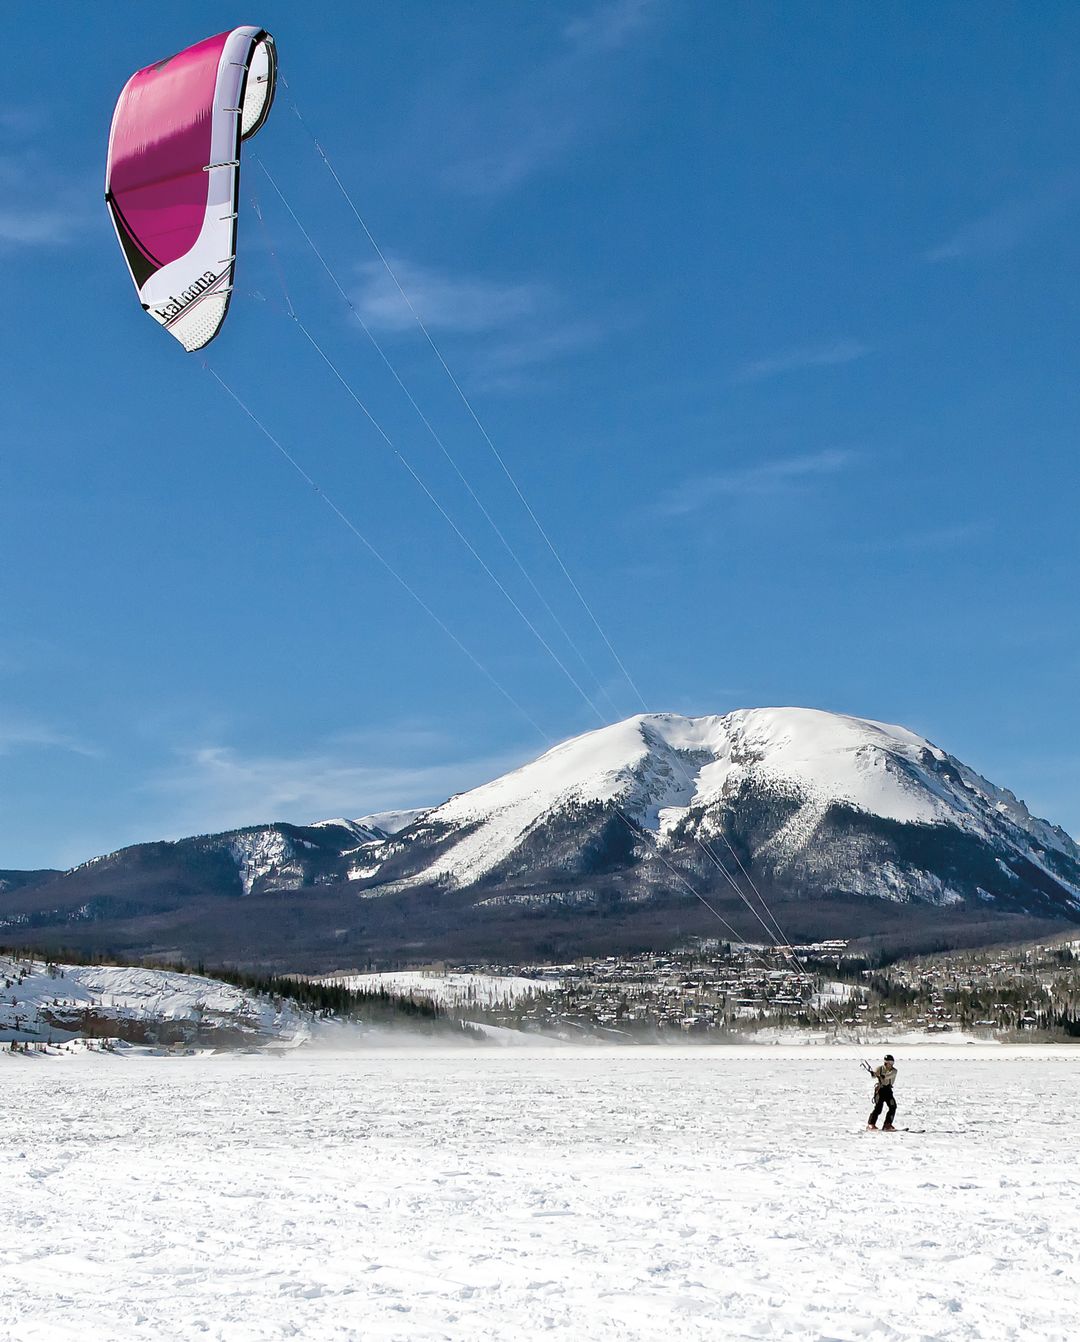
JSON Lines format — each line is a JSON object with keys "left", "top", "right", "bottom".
{"left": 869, "top": 1085, "right": 897, "bottom": 1127}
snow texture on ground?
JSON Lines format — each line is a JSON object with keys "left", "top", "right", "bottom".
{"left": 2, "top": 1048, "right": 1077, "bottom": 1341}
{"left": 0, "top": 956, "right": 308, "bottom": 1044}
{"left": 319, "top": 970, "right": 559, "bottom": 1007}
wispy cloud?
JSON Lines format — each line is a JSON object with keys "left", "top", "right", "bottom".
{"left": 0, "top": 636, "right": 50, "bottom": 676}
{"left": 0, "top": 108, "right": 44, "bottom": 135}
{"left": 658, "top": 448, "right": 858, "bottom": 517}
{"left": 848, "top": 520, "right": 988, "bottom": 557}
{"left": 470, "top": 319, "right": 604, "bottom": 390}
{"left": 352, "top": 257, "right": 603, "bottom": 389}
{"left": 563, "top": 0, "right": 662, "bottom": 57}
{"left": 0, "top": 714, "right": 97, "bottom": 758}
{"left": 733, "top": 340, "right": 871, "bottom": 384}
{"left": 892, "top": 522, "right": 987, "bottom": 553}
{"left": 443, "top": 123, "right": 578, "bottom": 198}
{"left": 441, "top": 2, "right": 664, "bottom": 196}
{"left": 329, "top": 723, "right": 462, "bottom": 756}
{"left": 0, "top": 203, "right": 82, "bottom": 247}
{"left": 924, "top": 189, "right": 1069, "bottom": 264}
{"left": 354, "top": 258, "right": 547, "bottom": 334}
{"left": 0, "top": 108, "right": 92, "bottom": 249}
{"left": 148, "top": 737, "right": 527, "bottom": 835}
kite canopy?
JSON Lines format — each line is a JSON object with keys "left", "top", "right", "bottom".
{"left": 105, "top": 26, "right": 276, "bottom": 352}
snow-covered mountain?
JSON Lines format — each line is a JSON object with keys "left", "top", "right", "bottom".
{"left": 2, "top": 708, "right": 1078, "bottom": 968}
{"left": 347, "top": 709, "right": 1080, "bottom": 914}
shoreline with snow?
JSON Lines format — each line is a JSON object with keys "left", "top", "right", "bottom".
{"left": 6, "top": 955, "right": 1077, "bottom": 1054}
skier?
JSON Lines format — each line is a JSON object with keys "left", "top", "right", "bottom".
{"left": 866, "top": 1054, "right": 898, "bottom": 1130}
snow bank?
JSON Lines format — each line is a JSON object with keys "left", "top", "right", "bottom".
{"left": 0, "top": 956, "right": 309, "bottom": 1047}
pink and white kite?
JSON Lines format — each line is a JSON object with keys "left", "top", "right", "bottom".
{"left": 105, "top": 27, "right": 277, "bottom": 351}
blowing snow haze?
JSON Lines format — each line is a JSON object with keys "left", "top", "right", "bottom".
{"left": 3, "top": 707, "right": 1077, "bottom": 971}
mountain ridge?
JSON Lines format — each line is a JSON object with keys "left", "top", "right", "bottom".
{"left": 2, "top": 708, "right": 1078, "bottom": 969}
{"left": 338, "top": 709, "right": 1080, "bottom": 908}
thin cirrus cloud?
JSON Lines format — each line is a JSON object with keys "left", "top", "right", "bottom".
{"left": 353, "top": 258, "right": 548, "bottom": 334}
{"left": 846, "top": 521, "right": 988, "bottom": 558}
{"left": 924, "top": 188, "right": 1070, "bottom": 263}
{"left": 0, "top": 150, "right": 87, "bottom": 247}
{"left": 733, "top": 340, "right": 871, "bottom": 384}
{"left": 658, "top": 448, "right": 859, "bottom": 517}
{"left": 0, "top": 714, "right": 97, "bottom": 758}
{"left": 351, "top": 257, "right": 602, "bottom": 388}
{"left": 442, "top": 0, "right": 662, "bottom": 196}
{"left": 0, "top": 110, "right": 93, "bottom": 249}
{"left": 0, "top": 201, "right": 82, "bottom": 247}
{"left": 148, "top": 740, "right": 530, "bottom": 836}
{"left": 562, "top": 0, "right": 662, "bottom": 57}
{"left": 890, "top": 522, "right": 987, "bottom": 553}
{"left": 444, "top": 122, "right": 578, "bottom": 198}
{"left": 470, "top": 320, "right": 604, "bottom": 390}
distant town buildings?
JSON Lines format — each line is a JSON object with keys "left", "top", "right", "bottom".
{"left": 451, "top": 936, "right": 1080, "bottom": 1040}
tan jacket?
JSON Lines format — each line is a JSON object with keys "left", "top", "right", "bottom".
{"left": 872, "top": 1063, "right": 897, "bottom": 1090}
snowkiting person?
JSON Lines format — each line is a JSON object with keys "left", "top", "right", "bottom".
{"left": 865, "top": 1054, "right": 898, "bottom": 1130}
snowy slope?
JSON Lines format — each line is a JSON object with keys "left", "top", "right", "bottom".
{"left": 356, "top": 708, "right": 1078, "bottom": 896}
{"left": 0, "top": 955, "right": 309, "bottom": 1046}
{"left": 352, "top": 709, "right": 1080, "bottom": 909}
{"left": 3, "top": 708, "right": 1078, "bottom": 966}
{"left": 354, "top": 808, "right": 432, "bottom": 836}
{"left": 318, "top": 970, "right": 559, "bottom": 1007}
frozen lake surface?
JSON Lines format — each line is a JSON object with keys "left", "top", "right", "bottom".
{"left": 2, "top": 1047, "right": 1078, "bottom": 1341}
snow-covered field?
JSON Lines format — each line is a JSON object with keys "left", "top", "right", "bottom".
{"left": 320, "top": 969, "right": 558, "bottom": 1006}
{"left": 2, "top": 1047, "right": 1077, "bottom": 1341}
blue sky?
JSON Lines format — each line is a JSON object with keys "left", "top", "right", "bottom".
{"left": 3, "top": 1, "right": 1079, "bottom": 869}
